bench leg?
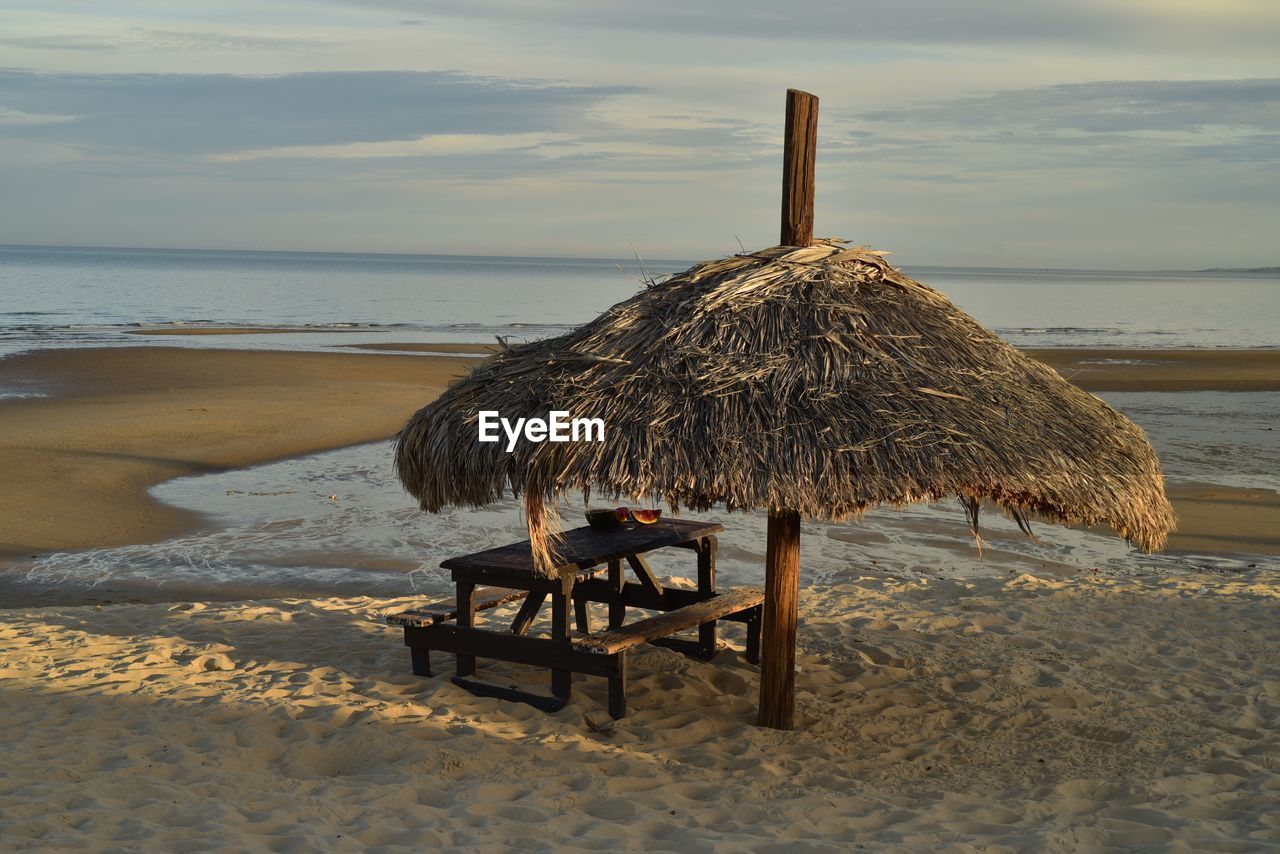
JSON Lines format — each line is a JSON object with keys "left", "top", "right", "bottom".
{"left": 455, "top": 581, "right": 477, "bottom": 678}
{"left": 410, "top": 646, "right": 433, "bottom": 677}
{"left": 551, "top": 591, "right": 572, "bottom": 702}
{"left": 699, "top": 619, "right": 717, "bottom": 660}
{"left": 745, "top": 608, "right": 762, "bottom": 665}
{"left": 608, "top": 652, "right": 629, "bottom": 719}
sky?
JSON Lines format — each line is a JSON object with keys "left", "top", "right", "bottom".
{"left": 1, "top": 1, "right": 1278, "bottom": 267}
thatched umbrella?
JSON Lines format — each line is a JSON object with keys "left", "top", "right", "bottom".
{"left": 396, "top": 90, "right": 1175, "bottom": 729}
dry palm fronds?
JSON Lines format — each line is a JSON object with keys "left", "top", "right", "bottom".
{"left": 396, "top": 239, "right": 1176, "bottom": 576}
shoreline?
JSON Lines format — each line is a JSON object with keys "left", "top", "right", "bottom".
{"left": 0, "top": 345, "right": 1276, "bottom": 600}
{"left": 1026, "top": 348, "right": 1280, "bottom": 392}
{"left": 107, "top": 331, "right": 1280, "bottom": 391}
{"left": 332, "top": 344, "right": 1280, "bottom": 391}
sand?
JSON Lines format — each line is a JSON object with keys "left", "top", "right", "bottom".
{"left": 338, "top": 342, "right": 505, "bottom": 355}
{"left": 337, "top": 345, "right": 1280, "bottom": 392}
{"left": 0, "top": 347, "right": 481, "bottom": 557}
{"left": 1, "top": 568, "right": 1275, "bottom": 850}
{"left": 1027, "top": 349, "right": 1280, "bottom": 393}
{"left": 1165, "top": 484, "right": 1280, "bottom": 557}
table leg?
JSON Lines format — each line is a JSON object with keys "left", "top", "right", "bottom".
{"left": 608, "top": 558, "right": 624, "bottom": 629}
{"left": 626, "top": 554, "right": 665, "bottom": 604}
{"left": 608, "top": 651, "right": 629, "bottom": 719}
{"left": 698, "top": 535, "right": 718, "bottom": 658}
{"left": 551, "top": 590, "right": 572, "bottom": 701}
{"left": 410, "top": 646, "right": 432, "bottom": 677}
{"left": 745, "top": 608, "right": 762, "bottom": 665}
{"left": 511, "top": 592, "right": 546, "bottom": 637}
{"left": 574, "top": 595, "right": 591, "bottom": 634}
{"left": 455, "top": 580, "right": 477, "bottom": 678}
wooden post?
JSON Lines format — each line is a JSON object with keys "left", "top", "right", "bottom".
{"left": 780, "top": 89, "right": 819, "bottom": 247}
{"left": 758, "top": 509, "right": 801, "bottom": 729}
{"left": 758, "top": 88, "right": 817, "bottom": 730}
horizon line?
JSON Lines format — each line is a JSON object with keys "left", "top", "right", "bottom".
{"left": 0, "top": 241, "right": 1274, "bottom": 277}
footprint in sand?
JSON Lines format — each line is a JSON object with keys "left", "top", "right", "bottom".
{"left": 190, "top": 653, "right": 235, "bottom": 672}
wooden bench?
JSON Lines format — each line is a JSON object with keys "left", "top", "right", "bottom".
{"left": 386, "top": 519, "right": 761, "bottom": 717}
{"left": 575, "top": 586, "right": 764, "bottom": 657}
{"left": 573, "top": 586, "right": 764, "bottom": 718}
{"left": 387, "top": 585, "right": 527, "bottom": 628}
{"left": 387, "top": 569, "right": 603, "bottom": 677}
{"left": 387, "top": 585, "right": 764, "bottom": 719}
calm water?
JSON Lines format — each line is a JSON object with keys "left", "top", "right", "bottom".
{"left": 2, "top": 245, "right": 1277, "bottom": 360}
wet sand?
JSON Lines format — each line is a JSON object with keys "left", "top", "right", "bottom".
{"left": 1028, "top": 348, "right": 1280, "bottom": 392}
{"left": 0, "top": 347, "right": 482, "bottom": 557}
{"left": 339, "top": 344, "right": 1280, "bottom": 392}
{"left": 112, "top": 336, "right": 1280, "bottom": 389}
{"left": 337, "top": 342, "right": 502, "bottom": 354}
{"left": 1164, "top": 483, "right": 1280, "bottom": 556}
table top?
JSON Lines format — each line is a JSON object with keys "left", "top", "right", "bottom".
{"left": 440, "top": 517, "right": 724, "bottom": 579}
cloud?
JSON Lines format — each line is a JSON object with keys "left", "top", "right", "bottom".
{"left": 0, "top": 107, "right": 77, "bottom": 126}
{"left": 0, "top": 69, "right": 641, "bottom": 156}
{"left": 0, "top": 68, "right": 768, "bottom": 180}
{"left": 862, "top": 78, "right": 1280, "bottom": 134}
{"left": 0, "top": 28, "right": 329, "bottom": 54}
{"left": 330, "top": 0, "right": 1280, "bottom": 49}
{"left": 215, "top": 132, "right": 573, "bottom": 161}
{"left": 844, "top": 79, "right": 1280, "bottom": 169}
{"left": 0, "top": 35, "right": 116, "bottom": 52}
{"left": 122, "top": 29, "right": 333, "bottom": 52}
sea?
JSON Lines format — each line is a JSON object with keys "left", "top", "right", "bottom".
{"left": 2, "top": 245, "right": 1280, "bottom": 359}
{"left": 1, "top": 245, "right": 1276, "bottom": 603}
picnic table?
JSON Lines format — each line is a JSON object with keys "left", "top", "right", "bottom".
{"left": 386, "top": 517, "right": 763, "bottom": 717}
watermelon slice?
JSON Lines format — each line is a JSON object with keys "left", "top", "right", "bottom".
{"left": 585, "top": 508, "right": 621, "bottom": 529}
{"left": 630, "top": 509, "right": 662, "bottom": 524}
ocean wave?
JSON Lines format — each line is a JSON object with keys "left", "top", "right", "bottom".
{"left": 0, "top": 318, "right": 1271, "bottom": 354}
{"left": 997, "top": 326, "right": 1119, "bottom": 335}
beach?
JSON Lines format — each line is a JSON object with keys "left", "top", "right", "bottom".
{"left": 1, "top": 342, "right": 1277, "bottom": 850}
{"left": 2, "top": 569, "right": 1275, "bottom": 849}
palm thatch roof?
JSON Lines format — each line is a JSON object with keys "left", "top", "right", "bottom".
{"left": 396, "top": 239, "right": 1176, "bottom": 575}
